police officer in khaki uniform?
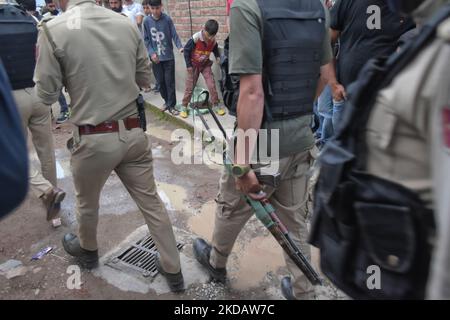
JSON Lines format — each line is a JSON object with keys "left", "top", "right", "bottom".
{"left": 0, "top": 0, "right": 65, "bottom": 221}
{"left": 193, "top": 0, "right": 344, "bottom": 300}
{"left": 14, "top": 83, "right": 66, "bottom": 220}
{"left": 365, "top": 0, "right": 450, "bottom": 299}
{"left": 33, "top": 0, "right": 184, "bottom": 292}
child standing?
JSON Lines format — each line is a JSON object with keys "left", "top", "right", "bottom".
{"left": 180, "top": 19, "right": 225, "bottom": 118}
{"left": 143, "top": 0, "right": 183, "bottom": 115}
{"left": 142, "top": 0, "right": 159, "bottom": 93}
{"left": 142, "top": 0, "right": 151, "bottom": 17}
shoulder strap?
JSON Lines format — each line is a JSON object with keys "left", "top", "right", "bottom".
{"left": 41, "top": 21, "right": 58, "bottom": 55}
{"left": 40, "top": 21, "right": 66, "bottom": 85}
{"left": 30, "top": 14, "right": 40, "bottom": 25}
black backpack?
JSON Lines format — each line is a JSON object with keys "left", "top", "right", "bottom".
{"left": 0, "top": 59, "right": 28, "bottom": 218}
{"left": 219, "top": 36, "right": 239, "bottom": 117}
{"left": 309, "top": 6, "right": 450, "bottom": 300}
{"left": 0, "top": 3, "right": 37, "bottom": 90}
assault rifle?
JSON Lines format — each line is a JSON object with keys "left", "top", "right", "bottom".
{"left": 193, "top": 99, "right": 323, "bottom": 286}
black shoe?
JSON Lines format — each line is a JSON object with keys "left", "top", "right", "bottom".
{"left": 62, "top": 233, "right": 99, "bottom": 269}
{"left": 155, "top": 253, "right": 185, "bottom": 293}
{"left": 193, "top": 238, "right": 227, "bottom": 283}
{"left": 281, "top": 276, "right": 296, "bottom": 300}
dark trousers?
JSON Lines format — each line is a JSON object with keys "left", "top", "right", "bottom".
{"left": 152, "top": 59, "right": 176, "bottom": 109}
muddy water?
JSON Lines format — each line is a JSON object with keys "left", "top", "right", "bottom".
{"left": 187, "top": 199, "right": 286, "bottom": 290}
{"left": 230, "top": 235, "right": 284, "bottom": 290}
{"left": 187, "top": 201, "right": 216, "bottom": 242}
{"left": 156, "top": 182, "right": 189, "bottom": 212}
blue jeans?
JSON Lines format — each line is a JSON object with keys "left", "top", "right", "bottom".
{"left": 332, "top": 99, "right": 346, "bottom": 133}
{"left": 312, "top": 101, "right": 322, "bottom": 139}
{"left": 58, "top": 90, "right": 68, "bottom": 113}
{"left": 317, "top": 85, "right": 334, "bottom": 144}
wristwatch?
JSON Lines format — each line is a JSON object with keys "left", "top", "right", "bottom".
{"left": 231, "top": 165, "right": 251, "bottom": 178}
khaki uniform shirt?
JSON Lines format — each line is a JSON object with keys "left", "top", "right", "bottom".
{"left": 428, "top": 16, "right": 450, "bottom": 300}
{"left": 229, "top": 0, "right": 333, "bottom": 159}
{"left": 33, "top": 0, "right": 152, "bottom": 126}
{"left": 366, "top": 9, "right": 450, "bottom": 299}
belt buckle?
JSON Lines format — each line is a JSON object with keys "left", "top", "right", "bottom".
{"left": 104, "top": 121, "right": 114, "bottom": 130}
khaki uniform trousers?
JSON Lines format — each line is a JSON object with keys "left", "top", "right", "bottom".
{"left": 209, "top": 147, "right": 316, "bottom": 299}
{"left": 69, "top": 124, "right": 181, "bottom": 274}
{"left": 13, "top": 87, "right": 56, "bottom": 198}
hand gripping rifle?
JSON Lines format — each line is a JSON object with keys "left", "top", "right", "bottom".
{"left": 192, "top": 101, "right": 323, "bottom": 286}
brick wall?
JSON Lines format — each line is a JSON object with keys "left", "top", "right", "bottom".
{"left": 166, "top": 0, "right": 228, "bottom": 44}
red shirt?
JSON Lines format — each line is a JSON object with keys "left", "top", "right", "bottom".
{"left": 191, "top": 31, "right": 217, "bottom": 67}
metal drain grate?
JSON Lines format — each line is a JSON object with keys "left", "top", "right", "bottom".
{"left": 106, "top": 234, "right": 183, "bottom": 278}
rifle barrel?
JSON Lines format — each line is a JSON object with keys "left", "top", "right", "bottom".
{"left": 268, "top": 223, "right": 322, "bottom": 286}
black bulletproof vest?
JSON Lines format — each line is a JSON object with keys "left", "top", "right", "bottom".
{"left": 309, "top": 6, "right": 450, "bottom": 300}
{"left": 257, "top": 0, "right": 325, "bottom": 121}
{"left": 0, "top": 4, "right": 37, "bottom": 90}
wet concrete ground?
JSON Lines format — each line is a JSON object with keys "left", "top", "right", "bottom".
{"left": 0, "top": 103, "right": 346, "bottom": 300}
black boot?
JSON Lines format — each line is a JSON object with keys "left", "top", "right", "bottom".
{"left": 62, "top": 233, "right": 98, "bottom": 269}
{"left": 193, "top": 238, "right": 227, "bottom": 283}
{"left": 281, "top": 277, "right": 296, "bottom": 300}
{"left": 155, "top": 253, "right": 185, "bottom": 293}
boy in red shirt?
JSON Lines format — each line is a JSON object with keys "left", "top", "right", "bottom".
{"left": 180, "top": 19, "right": 225, "bottom": 118}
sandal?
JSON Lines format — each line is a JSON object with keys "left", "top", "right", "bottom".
{"left": 168, "top": 108, "right": 179, "bottom": 116}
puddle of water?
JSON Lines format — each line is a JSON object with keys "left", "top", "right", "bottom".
{"left": 156, "top": 182, "right": 188, "bottom": 212}
{"left": 56, "top": 161, "right": 65, "bottom": 179}
{"left": 188, "top": 201, "right": 285, "bottom": 290}
{"left": 187, "top": 201, "right": 215, "bottom": 242}
{"left": 151, "top": 147, "right": 164, "bottom": 159}
{"left": 230, "top": 235, "right": 284, "bottom": 290}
